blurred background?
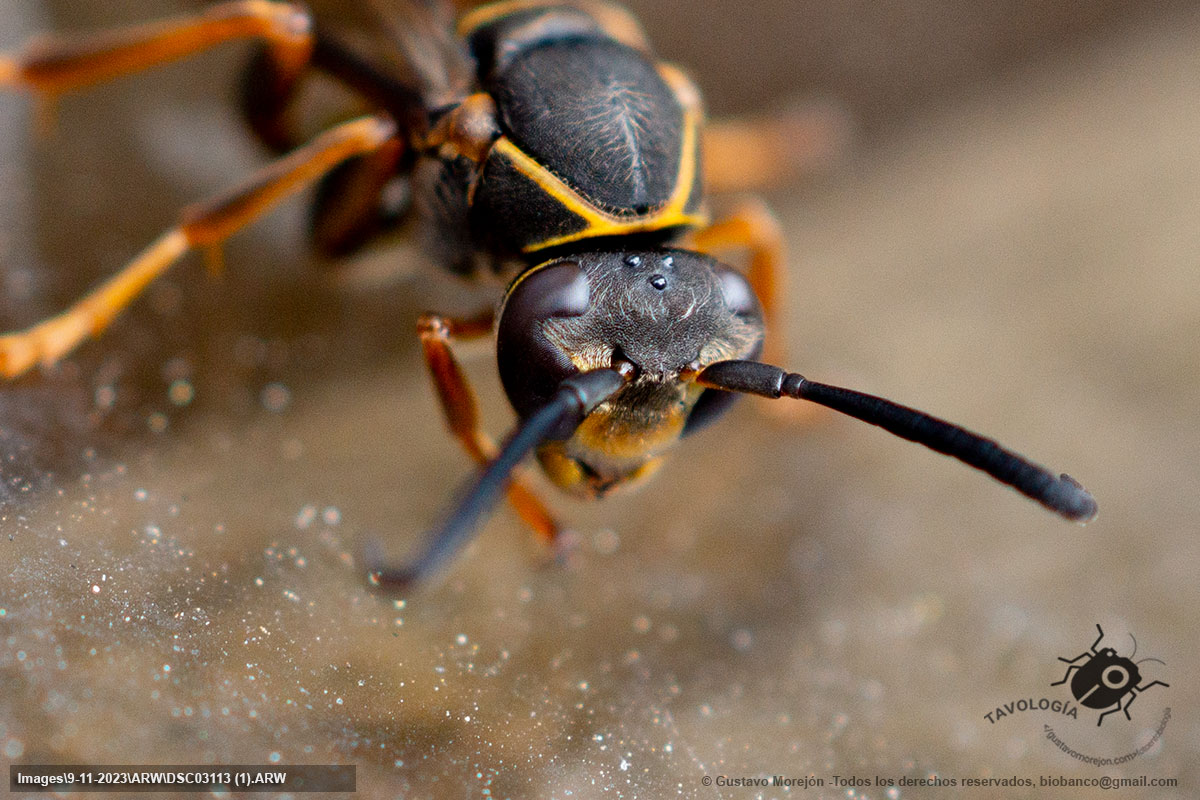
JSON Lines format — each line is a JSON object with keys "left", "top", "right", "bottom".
{"left": 2, "top": 1, "right": 1198, "bottom": 797}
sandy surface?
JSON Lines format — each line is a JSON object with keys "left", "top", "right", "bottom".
{"left": 2, "top": 2, "right": 1198, "bottom": 798}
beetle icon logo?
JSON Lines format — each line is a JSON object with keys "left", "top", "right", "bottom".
{"left": 1052, "top": 624, "right": 1168, "bottom": 726}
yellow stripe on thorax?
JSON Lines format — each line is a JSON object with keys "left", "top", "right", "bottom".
{"left": 494, "top": 106, "right": 706, "bottom": 252}
{"left": 457, "top": 0, "right": 561, "bottom": 36}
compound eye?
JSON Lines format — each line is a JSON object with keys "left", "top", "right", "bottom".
{"left": 681, "top": 261, "right": 765, "bottom": 437}
{"left": 715, "top": 266, "right": 763, "bottom": 321}
{"left": 497, "top": 260, "right": 591, "bottom": 418}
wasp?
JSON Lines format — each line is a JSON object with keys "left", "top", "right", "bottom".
{"left": 0, "top": 1, "right": 1096, "bottom": 587}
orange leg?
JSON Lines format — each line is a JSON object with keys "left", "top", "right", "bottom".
{"left": 703, "top": 100, "right": 850, "bottom": 194}
{"left": 0, "top": 1, "right": 313, "bottom": 133}
{"left": 418, "top": 311, "right": 562, "bottom": 544}
{"left": 0, "top": 115, "right": 398, "bottom": 378}
{"left": 0, "top": 1, "right": 312, "bottom": 95}
{"left": 308, "top": 138, "right": 407, "bottom": 256}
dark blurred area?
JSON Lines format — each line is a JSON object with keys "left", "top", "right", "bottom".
{"left": 628, "top": 0, "right": 1193, "bottom": 133}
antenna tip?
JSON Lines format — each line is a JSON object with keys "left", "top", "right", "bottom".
{"left": 1057, "top": 473, "right": 1098, "bottom": 524}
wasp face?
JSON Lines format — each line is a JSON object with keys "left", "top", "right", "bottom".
{"left": 551, "top": 250, "right": 761, "bottom": 376}
{"left": 496, "top": 249, "right": 763, "bottom": 496}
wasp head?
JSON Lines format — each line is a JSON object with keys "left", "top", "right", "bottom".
{"left": 496, "top": 249, "right": 763, "bottom": 495}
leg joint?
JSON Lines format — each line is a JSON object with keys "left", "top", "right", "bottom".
{"left": 417, "top": 312, "right": 451, "bottom": 340}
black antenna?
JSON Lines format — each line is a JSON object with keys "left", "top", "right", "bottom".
{"left": 368, "top": 367, "right": 628, "bottom": 589}
{"left": 697, "top": 360, "right": 1097, "bottom": 522}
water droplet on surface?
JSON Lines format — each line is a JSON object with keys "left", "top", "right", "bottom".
{"left": 261, "top": 383, "right": 292, "bottom": 412}
{"left": 167, "top": 379, "right": 194, "bottom": 406}
{"left": 294, "top": 506, "right": 317, "bottom": 529}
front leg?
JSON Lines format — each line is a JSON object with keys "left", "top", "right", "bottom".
{"left": 417, "top": 311, "right": 562, "bottom": 544}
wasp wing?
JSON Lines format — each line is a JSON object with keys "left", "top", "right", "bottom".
{"left": 306, "top": 0, "right": 475, "bottom": 113}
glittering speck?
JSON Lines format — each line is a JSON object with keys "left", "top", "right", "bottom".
{"left": 168, "top": 379, "right": 194, "bottom": 406}
{"left": 261, "top": 383, "right": 292, "bottom": 412}
{"left": 94, "top": 384, "right": 116, "bottom": 410}
{"left": 295, "top": 505, "right": 317, "bottom": 529}
{"left": 592, "top": 528, "right": 619, "bottom": 555}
